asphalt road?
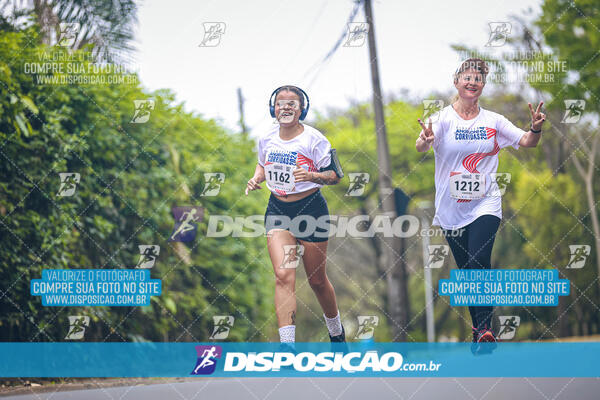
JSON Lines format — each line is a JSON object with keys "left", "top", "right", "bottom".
{"left": 3, "top": 378, "right": 599, "bottom": 400}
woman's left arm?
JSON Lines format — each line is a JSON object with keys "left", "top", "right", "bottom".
{"left": 294, "top": 168, "right": 340, "bottom": 185}
{"left": 519, "top": 101, "right": 546, "bottom": 148}
{"left": 295, "top": 137, "right": 341, "bottom": 185}
{"left": 311, "top": 170, "right": 340, "bottom": 185}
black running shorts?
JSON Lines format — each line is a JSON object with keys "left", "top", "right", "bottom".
{"left": 264, "top": 190, "right": 330, "bottom": 242}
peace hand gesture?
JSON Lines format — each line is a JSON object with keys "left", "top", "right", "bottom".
{"left": 417, "top": 118, "right": 435, "bottom": 145}
{"left": 529, "top": 101, "right": 546, "bottom": 131}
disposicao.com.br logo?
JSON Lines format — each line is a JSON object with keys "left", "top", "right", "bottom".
{"left": 206, "top": 214, "right": 464, "bottom": 239}
{"left": 220, "top": 350, "right": 441, "bottom": 374}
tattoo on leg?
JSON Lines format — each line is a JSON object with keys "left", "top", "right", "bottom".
{"left": 290, "top": 311, "right": 296, "bottom": 325}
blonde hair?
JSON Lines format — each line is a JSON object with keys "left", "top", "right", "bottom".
{"left": 453, "top": 58, "right": 489, "bottom": 84}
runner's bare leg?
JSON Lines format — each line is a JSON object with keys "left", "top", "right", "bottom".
{"left": 267, "top": 230, "right": 298, "bottom": 327}
{"left": 300, "top": 239, "right": 338, "bottom": 318}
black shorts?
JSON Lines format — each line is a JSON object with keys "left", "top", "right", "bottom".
{"left": 264, "top": 190, "right": 330, "bottom": 242}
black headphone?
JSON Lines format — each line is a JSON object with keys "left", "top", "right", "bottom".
{"left": 269, "top": 86, "right": 310, "bottom": 121}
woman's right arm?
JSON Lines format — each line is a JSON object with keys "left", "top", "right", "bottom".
{"left": 245, "top": 164, "right": 265, "bottom": 195}
{"left": 253, "top": 163, "right": 265, "bottom": 182}
{"left": 416, "top": 118, "right": 435, "bottom": 152}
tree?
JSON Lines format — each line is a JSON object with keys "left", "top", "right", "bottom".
{"left": 534, "top": 0, "right": 600, "bottom": 294}
{"left": 0, "top": 27, "right": 274, "bottom": 342}
{"left": 2, "top": 0, "right": 138, "bottom": 63}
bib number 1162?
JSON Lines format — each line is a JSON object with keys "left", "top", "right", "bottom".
{"left": 265, "top": 162, "right": 295, "bottom": 192}
{"left": 267, "top": 169, "right": 290, "bottom": 183}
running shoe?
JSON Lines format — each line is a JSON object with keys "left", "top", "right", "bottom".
{"left": 277, "top": 343, "right": 297, "bottom": 370}
{"left": 473, "top": 326, "right": 497, "bottom": 355}
{"left": 477, "top": 328, "right": 496, "bottom": 343}
{"left": 329, "top": 325, "right": 349, "bottom": 353}
{"left": 278, "top": 342, "right": 297, "bottom": 354}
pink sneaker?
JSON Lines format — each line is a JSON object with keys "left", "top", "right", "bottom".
{"left": 477, "top": 329, "right": 496, "bottom": 343}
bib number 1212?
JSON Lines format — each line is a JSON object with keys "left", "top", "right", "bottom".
{"left": 455, "top": 180, "right": 479, "bottom": 192}
{"left": 449, "top": 172, "right": 485, "bottom": 200}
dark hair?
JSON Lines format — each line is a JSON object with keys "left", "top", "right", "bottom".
{"left": 454, "top": 58, "right": 489, "bottom": 83}
{"left": 274, "top": 85, "right": 305, "bottom": 109}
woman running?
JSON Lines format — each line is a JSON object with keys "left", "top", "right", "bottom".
{"left": 245, "top": 85, "right": 346, "bottom": 347}
{"left": 415, "top": 59, "right": 546, "bottom": 348}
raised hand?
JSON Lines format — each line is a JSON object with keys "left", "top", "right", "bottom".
{"left": 529, "top": 101, "right": 546, "bottom": 131}
{"left": 417, "top": 118, "right": 435, "bottom": 145}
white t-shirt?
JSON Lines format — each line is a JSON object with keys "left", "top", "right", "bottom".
{"left": 431, "top": 105, "right": 526, "bottom": 230}
{"left": 257, "top": 124, "right": 332, "bottom": 196}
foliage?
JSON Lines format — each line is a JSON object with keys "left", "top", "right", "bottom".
{"left": 0, "top": 28, "right": 274, "bottom": 342}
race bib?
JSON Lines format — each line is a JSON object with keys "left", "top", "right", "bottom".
{"left": 265, "top": 151, "right": 297, "bottom": 193}
{"left": 449, "top": 172, "right": 485, "bottom": 200}
{"left": 265, "top": 163, "right": 295, "bottom": 192}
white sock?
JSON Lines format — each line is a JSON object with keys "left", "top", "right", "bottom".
{"left": 324, "top": 311, "right": 342, "bottom": 336}
{"left": 279, "top": 325, "right": 295, "bottom": 343}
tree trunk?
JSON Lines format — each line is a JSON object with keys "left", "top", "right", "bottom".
{"left": 364, "top": 0, "right": 409, "bottom": 341}
{"left": 33, "top": 0, "right": 58, "bottom": 45}
{"left": 571, "top": 134, "right": 600, "bottom": 294}
{"left": 584, "top": 171, "right": 600, "bottom": 294}
{"left": 397, "top": 237, "right": 410, "bottom": 336}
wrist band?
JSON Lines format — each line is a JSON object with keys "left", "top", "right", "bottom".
{"left": 530, "top": 125, "right": 542, "bottom": 134}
